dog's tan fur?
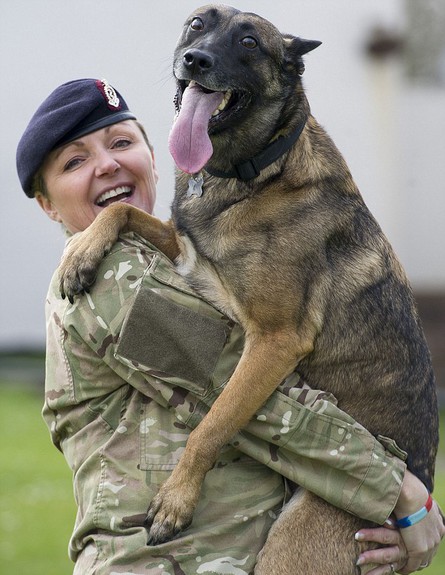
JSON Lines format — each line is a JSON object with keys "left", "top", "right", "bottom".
{"left": 59, "top": 5, "right": 438, "bottom": 573}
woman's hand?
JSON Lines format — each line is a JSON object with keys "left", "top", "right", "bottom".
{"left": 394, "top": 500, "right": 444, "bottom": 573}
{"left": 355, "top": 522, "right": 407, "bottom": 575}
{"left": 393, "top": 471, "right": 445, "bottom": 573}
{"left": 356, "top": 470, "right": 445, "bottom": 574}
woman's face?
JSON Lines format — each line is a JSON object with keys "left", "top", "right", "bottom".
{"left": 37, "top": 120, "right": 158, "bottom": 233}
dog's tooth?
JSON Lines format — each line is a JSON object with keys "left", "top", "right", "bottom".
{"left": 221, "top": 90, "right": 231, "bottom": 109}
{"left": 212, "top": 90, "right": 232, "bottom": 117}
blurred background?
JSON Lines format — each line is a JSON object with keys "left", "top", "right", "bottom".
{"left": 0, "top": 1, "right": 444, "bottom": 573}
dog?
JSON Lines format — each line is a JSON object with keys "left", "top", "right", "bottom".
{"left": 58, "top": 5, "right": 438, "bottom": 573}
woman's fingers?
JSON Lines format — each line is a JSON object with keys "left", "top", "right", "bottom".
{"left": 355, "top": 525, "right": 407, "bottom": 574}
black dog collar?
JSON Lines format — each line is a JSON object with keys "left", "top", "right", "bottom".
{"left": 204, "top": 118, "right": 307, "bottom": 181}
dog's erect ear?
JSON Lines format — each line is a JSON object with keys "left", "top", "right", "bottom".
{"left": 292, "top": 37, "right": 322, "bottom": 56}
{"left": 284, "top": 35, "right": 322, "bottom": 74}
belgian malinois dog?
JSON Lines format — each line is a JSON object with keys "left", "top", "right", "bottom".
{"left": 59, "top": 5, "right": 438, "bottom": 573}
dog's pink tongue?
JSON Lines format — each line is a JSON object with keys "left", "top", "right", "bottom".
{"left": 169, "top": 84, "right": 224, "bottom": 174}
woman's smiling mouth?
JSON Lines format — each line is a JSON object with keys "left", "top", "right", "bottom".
{"left": 96, "top": 185, "right": 133, "bottom": 207}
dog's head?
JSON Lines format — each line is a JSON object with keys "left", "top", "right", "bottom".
{"left": 169, "top": 4, "right": 321, "bottom": 175}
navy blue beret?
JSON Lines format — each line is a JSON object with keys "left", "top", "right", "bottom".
{"left": 16, "top": 78, "right": 137, "bottom": 197}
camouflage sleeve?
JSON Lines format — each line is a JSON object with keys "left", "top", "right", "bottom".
{"left": 189, "top": 375, "right": 406, "bottom": 525}
{"left": 58, "top": 233, "right": 405, "bottom": 526}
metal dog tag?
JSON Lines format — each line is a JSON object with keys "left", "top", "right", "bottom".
{"left": 187, "top": 172, "right": 204, "bottom": 198}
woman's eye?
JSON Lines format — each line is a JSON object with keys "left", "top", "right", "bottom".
{"left": 64, "top": 157, "right": 83, "bottom": 171}
{"left": 241, "top": 36, "right": 257, "bottom": 49}
{"left": 190, "top": 17, "right": 204, "bottom": 31}
{"left": 113, "top": 138, "right": 132, "bottom": 149}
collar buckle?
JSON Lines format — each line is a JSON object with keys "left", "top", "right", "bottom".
{"left": 235, "top": 158, "right": 261, "bottom": 181}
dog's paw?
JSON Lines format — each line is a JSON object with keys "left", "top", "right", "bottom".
{"left": 144, "top": 483, "right": 197, "bottom": 545}
{"left": 58, "top": 233, "right": 113, "bottom": 303}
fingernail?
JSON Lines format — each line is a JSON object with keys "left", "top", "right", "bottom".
{"left": 355, "top": 531, "right": 364, "bottom": 541}
{"left": 356, "top": 556, "right": 364, "bottom": 566}
{"left": 385, "top": 518, "right": 394, "bottom": 527}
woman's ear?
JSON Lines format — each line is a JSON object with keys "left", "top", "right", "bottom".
{"left": 35, "top": 193, "right": 62, "bottom": 223}
{"left": 151, "top": 149, "right": 160, "bottom": 184}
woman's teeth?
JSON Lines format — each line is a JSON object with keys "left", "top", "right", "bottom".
{"left": 96, "top": 186, "right": 131, "bottom": 206}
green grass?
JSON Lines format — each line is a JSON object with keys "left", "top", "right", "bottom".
{"left": 0, "top": 384, "right": 444, "bottom": 574}
{"left": 0, "top": 384, "right": 75, "bottom": 574}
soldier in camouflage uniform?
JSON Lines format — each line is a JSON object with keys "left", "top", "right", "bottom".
{"left": 44, "top": 232, "right": 411, "bottom": 574}
{"left": 16, "top": 79, "right": 444, "bottom": 575}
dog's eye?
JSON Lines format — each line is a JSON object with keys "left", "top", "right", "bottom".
{"left": 190, "top": 17, "right": 204, "bottom": 31}
{"left": 241, "top": 36, "right": 257, "bottom": 49}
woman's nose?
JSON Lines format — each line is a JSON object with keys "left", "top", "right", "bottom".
{"left": 94, "top": 151, "right": 120, "bottom": 177}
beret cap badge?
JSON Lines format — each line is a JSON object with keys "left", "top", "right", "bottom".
{"left": 97, "top": 78, "right": 121, "bottom": 110}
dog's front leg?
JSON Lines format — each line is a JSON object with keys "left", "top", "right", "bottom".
{"left": 145, "top": 327, "right": 314, "bottom": 545}
{"left": 58, "top": 203, "right": 179, "bottom": 301}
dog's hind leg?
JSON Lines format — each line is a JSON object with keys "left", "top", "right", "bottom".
{"left": 254, "top": 489, "right": 377, "bottom": 575}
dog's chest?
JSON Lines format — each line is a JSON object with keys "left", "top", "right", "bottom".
{"left": 174, "top": 179, "right": 250, "bottom": 258}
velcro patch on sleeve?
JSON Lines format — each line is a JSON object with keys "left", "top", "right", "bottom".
{"left": 116, "top": 288, "right": 230, "bottom": 386}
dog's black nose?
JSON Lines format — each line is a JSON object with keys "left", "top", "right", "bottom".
{"left": 183, "top": 49, "right": 214, "bottom": 74}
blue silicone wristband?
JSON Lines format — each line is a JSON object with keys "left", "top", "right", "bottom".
{"left": 395, "top": 494, "right": 433, "bottom": 528}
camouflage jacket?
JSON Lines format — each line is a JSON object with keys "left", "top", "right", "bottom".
{"left": 43, "top": 233, "right": 406, "bottom": 575}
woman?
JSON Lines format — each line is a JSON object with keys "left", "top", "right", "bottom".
{"left": 16, "top": 78, "right": 444, "bottom": 575}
